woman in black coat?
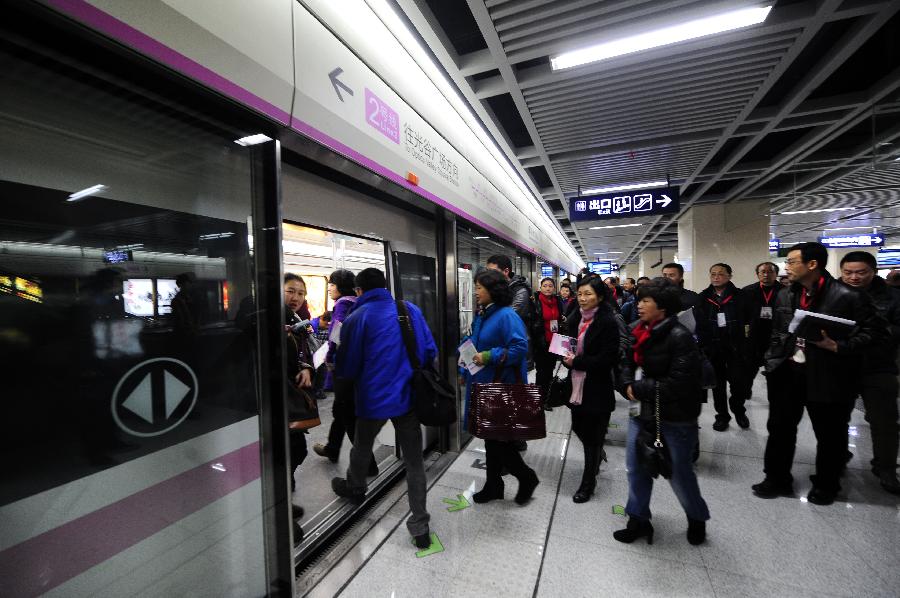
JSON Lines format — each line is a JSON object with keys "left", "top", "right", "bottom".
{"left": 561, "top": 275, "right": 620, "bottom": 503}
{"left": 616, "top": 277, "right": 710, "bottom": 546}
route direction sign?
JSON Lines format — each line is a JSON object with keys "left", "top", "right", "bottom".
{"left": 570, "top": 186, "right": 680, "bottom": 222}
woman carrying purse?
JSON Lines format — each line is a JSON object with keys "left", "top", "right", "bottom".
{"left": 561, "top": 274, "right": 620, "bottom": 503}
{"left": 462, "top": 269, "right": 540, "bottom": 506}
{"left": 616, "top": 277, "right": 710, "bottom": 546}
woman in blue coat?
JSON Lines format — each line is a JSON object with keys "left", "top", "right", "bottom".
{"left": 462, "top": 269, "right": 539, "bottom": 506}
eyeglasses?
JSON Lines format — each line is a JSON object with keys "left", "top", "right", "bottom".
{"left": 784, "top": 259, "right": 806, "bottom": 266}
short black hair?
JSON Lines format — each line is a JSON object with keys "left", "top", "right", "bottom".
{"left": 636, "top": 277, "right": 681, "bottom": 317}
{"left": 709, "top": 263, "right": 732, "bottom": 275}
{"left": 284, "top": 273, "right": 304, "bottom": 286}
{"left": 540, "top": 277, "right": 555, "bottom": 288}
{"left": 625, "top": 278, "right": 636, "bottom": 285}
{"left": 576, "top": 274, "right": 612, "bottom": 304}
{"left": 840, "top": 251, "right": 877, "bottom": 270}
{"left": 486, "top": 254, "right": 513, "bottom": 274}
{"left": 320, "top": 310, "right": 332, "bottom": 321}
{"left": 787, "top": 242, "right": 828, "bottom": 270}
{"left": 662, "top": 263, "right": 684, "bottom": 275}
{"left": 756, "top": 261, "right": 779, "bottom": 274}
{"left": 328, "top": 269, "right": 356, "bottom": 297}
{"left": 355, "top": 268, "right": 386, "bottom": 293}
{"left": 637, "top": 276, "right": 651, "bottom": 282}
{"left": 475, "top": 269, "right": 512, "bottom": 306}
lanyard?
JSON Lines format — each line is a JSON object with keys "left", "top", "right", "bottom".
{"left": 706, "top": 294, "right": 733, "bottom": 310}
{"left": 799, "top": 276, "right": 825, "bottom": 310}
{"left": 760, "top": 284, "right": 775, "bottom": 306}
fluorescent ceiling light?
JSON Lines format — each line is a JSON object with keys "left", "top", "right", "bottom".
{"left": 473, "top": 236, "right": 489, "bottom": 239}
{"left": 582, "top": 180, "right": 668, "bottom": 195}
{"left": 234, "top": 134, "right": 272, "bottom": 146}
{"left": 551, "top": 5, "right": 773, "bottom": 70}
{"left": 588, "top": 223, "right": 644, "bottom": 230}
{"left": 778, "top": 207, "right": 856, "bottom": 215}
{"left": 823, "top": 226, "right": 873, "bottom": 233}
{"left": 67, "top": 184, "right": 107, "bottom": 202}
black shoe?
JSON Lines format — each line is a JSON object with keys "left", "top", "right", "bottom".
{"left": 368, "top": 459, "right": 379, "bottom": 477}
{"left": 331, "top": 477, "right": 365, "bottom": 504}
{"left": 513, "top": 440, "right": 527, "bottom": 452}
{"left": 515, "top": 470, "right": 539, "bottom": 505}
{"left": 807, "top": 487, "right": 836, "bottom": 506}
{"left": 613, "top": 517, "right": 654, "bottom": 545}
{"left": 573, "top": 477, "right": 596, "bottom": 503}
{"left": 293, "top": 520, "right": 304, "bottom": 546}
{"left": 291, "top": 504, "right": 304, "bottom": 519}
{"left": 735, "top": 413, "right": 750, "bottom": 429}
{"left": 472, "top": 481, "right": 504, "bottom": 504}
{"left": 414, "top": 533, "right": 432, "bottom": 549}
{"left": 752, "top": 478, "right": 793, "bottom": 499}
{"left": 687, "top": 518, "right": 706, "bottom": 545}
{"left": 712, "top": 418, "right": 730, "bottom": 432}
{"left": 879, "top": 471, "right": 900, "bottom": 495}
{"left": 844, "top": 450, "right": 854, "bottom": 465}
{"left": 313, "top": 443, "right": 339, "bottom": 463}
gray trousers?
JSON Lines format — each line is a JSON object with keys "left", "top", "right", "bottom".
{"left": 347, "top": 410, "right": 430, "bottom": 536}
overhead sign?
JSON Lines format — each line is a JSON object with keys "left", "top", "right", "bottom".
{"left": 541, "top": 264, "right": 554, "bottom": 277}
{"left": 877, "top": 249, "right": 900, "bottom": 268}
{"left": 588, "top": 261, "right": 612, "bottom": 275}
{"left": 111, "top": 358, "right": 198, "bottom": 437}
{"left": 769, "top": 239, "right": 781, "bottom": 252}
{"left": 818, "top": 234, "right": 884, "bottom": 248}
{"left": 569, "top": 186, "right": 680, "bottom": 222}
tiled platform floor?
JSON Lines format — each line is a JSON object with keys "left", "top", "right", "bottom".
{"left": 317, "top": 374, "right": 900, "bottom": 598}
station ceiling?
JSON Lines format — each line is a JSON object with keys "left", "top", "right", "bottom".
{"left": 396, "top": 0, "right": 900, "bottom": 264}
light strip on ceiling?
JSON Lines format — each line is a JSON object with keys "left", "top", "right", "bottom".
{"left": 234, "top": 134, "right": 272, "bottom": 146}
{"left": 582, "top": 180, "right": 668, "bottom": 195}
{"left": 551, "top": 5, "right": 773, "bottom": 70}
{"left": 777, "top": 207, "right": 856, "bottom": 215}
{"left": 67, "top": 184, "right": 107, "bottom": 202}
{"left": 588, "top": 223, "right": 644, "bottom": 230}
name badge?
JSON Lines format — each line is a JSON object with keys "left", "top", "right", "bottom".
{"left": 717, "top": 312, "right": 727, "bottom": 327}
{"left": 760, "top": 306, "right": 773, "bottom": 319}
{"left": 549, "top": 319, "right": 559, "bottom": 333}
{"left": 635, "top": 367, "right": 643, "bottom": 381}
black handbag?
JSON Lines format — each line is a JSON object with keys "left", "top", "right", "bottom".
{"left": 636, "top": 382, "right": 672, "bottom": 479}
{"left": 545, "top": 361, "right": 571, "bottom": 407}
{"left": 396, "top": 300, "right": 457, "bottom": 426}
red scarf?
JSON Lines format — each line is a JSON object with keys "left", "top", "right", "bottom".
{"left": 799, "top": 276, "right": 825, "bottom": 310}
{"left": 631, "top": 319, "right": 658, "bottom": 366}
{"left": 538, "top": 293, "right": 560, "bottom": 343}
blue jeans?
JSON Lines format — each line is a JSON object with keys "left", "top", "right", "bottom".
{"left": 625, "top": 418, "right": 710, "bottom": 522}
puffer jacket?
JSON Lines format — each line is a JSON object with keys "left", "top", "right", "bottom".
{"left": 765, "top": 270, "right": 887, "bottom": 404}
{"left": 619, "top": 316, "right": 703, "bottom": 423}
{"left": 508, "top": 274, "right": 533, "bottom": 326}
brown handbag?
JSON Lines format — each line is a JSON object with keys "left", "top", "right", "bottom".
{"left": 288, "top": 385, "right": 321, "bottom": 430}
{"left": 468, "top": 363, "right": 546, "bottom": 441}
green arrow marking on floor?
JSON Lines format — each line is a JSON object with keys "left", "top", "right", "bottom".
{"left": 612, "top": 504, "right": 626, "bottom": 516}
{"left": 608, "top": 422, "right": 619, "bottom": 428}
{"left": 413, "top": 533, "right": 444, "bottom": 558}
{"left": 442, "top": 494, "right": 470, "bottom": 512}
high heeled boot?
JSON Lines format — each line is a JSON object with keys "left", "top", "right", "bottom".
{"left": 573, "top": 445, "right": 600, "bottom": 503}
{"left": 613, "top": 517, "right": 654, "bottom": 545}
{"left": 687, "top": 517, "right": 706, "bottom": 545}
{"left": 473, "top": 440, "right": 505, "bottom": 503}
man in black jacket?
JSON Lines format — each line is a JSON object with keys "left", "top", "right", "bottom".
{"left": 742, "top": 262, "right": 781, "bottom": 392}
{"left": 752, "top": 243, "right": 886, "bottom": 505}
{"left": 662, "top": 262, "right": 700, "bottom": 311}
{"left": 695, "top": 263, "right": 753, "bottom": 431}
{"left": 840, "top": 251, "right": 900, "bottom": 494}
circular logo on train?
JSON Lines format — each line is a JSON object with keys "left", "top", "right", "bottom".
{"left": 111, "top": 358, "right": 199, "bottom": 437}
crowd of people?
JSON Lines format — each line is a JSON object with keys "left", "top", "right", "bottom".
{"left": 279, "top": 241, "right": 899, "bottom": 550}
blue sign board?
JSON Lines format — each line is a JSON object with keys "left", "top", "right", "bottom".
{"left": 818, "top": 234, "right": 884, "bottom": 248}
{"left": 541, "top": 264, "right": 554, "bottom": 277}
{"left": 877, "top": 249, "right": 900, "bottom": 268}
{"left": 588, "top": 261, "right": 612, "bottom": 275}
{"left": 569, "top": 186, "right": 680, "bottom": 222}
{"left": 769, "top": 239, "right": 781, "bottom": 252}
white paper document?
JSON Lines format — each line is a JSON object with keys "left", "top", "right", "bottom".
{"left": 458, "top": 339, "right": 483, "bottom": 374}
{"left": 312, "top": 342, "right": 329, "bottom": 369}
{"left": 549, "top": 333, "right": 577, "bottom": 357}
{"left": 787, "top": 309, "right": 855, "bottom": 334}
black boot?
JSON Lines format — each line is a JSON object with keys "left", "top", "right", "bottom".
{"left": 613, "top": 517, "right": 654, "bottom": 545}
{"left": 573, "top": 445, "right": 600, "bottom": 503}
{"left": 687, "top": 517, "right": 706, "bottom": 545}
{"left": 473, "top": 479, "right": 505, "bottom": 503}
{"left": 474, "top": 440, "right": 505, "bottom": 503}
{"left": 514, "top": 468, "right": 539, "bottom": 505}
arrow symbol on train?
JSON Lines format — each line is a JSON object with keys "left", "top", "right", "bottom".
{"left": 657, "top": 195, "right": 672, "bottom": 208}
{"left": 329, "top": 67, "right": 354, "bottom": 102}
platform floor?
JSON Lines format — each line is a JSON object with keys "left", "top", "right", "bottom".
{"left": 309, "top": 374, "right": 900, "bottom": 598}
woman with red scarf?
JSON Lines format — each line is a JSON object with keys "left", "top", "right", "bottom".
{"left": 616, "top": 277, "right": 710, "bottom": 546}
{"left": 532, "top": 277, "right": 567, "bottom": 404}
{"left": 560, "top": 275, "right": 620, "bottom": 503}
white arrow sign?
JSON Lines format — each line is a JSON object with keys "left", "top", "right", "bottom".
{"left": 656, "top": 195, "right": 672, "bottom": 208}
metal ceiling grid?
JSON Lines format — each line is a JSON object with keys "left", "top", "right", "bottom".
{"left": 404, "top": 0, "right": 900, "bottom": 263}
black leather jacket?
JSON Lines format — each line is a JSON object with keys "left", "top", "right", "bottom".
{"left": 855, "top": 276, "right": 900, "bottom": 375}
{"left": 742, "top": 281, "right": 780, "bottom": 366}
{"left": 765, "top": 271, "right": 887, "bottom": 404}
{"left": 508, "top": 275, "right": 533, "bottom": 326}
{"left": 619, "top": 317, "right": 703, "bottom": 423}
{"left": 695, "top": 281, "right": 753, "bottom": 359}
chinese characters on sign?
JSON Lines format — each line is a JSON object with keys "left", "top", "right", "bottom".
{"left": 365, "top": 88, "right": 399, "bottom": 144}
{"left": 403, "top": 122, "right": 460, "bottom": 187}
{"left": 569, "top": 187, "right": 680, "bottom": 222}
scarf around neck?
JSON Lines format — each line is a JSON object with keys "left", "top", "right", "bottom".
{"left": 569, "top": 305, "right": 599, "bottom": 406}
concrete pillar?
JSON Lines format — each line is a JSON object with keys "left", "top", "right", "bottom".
{"left": 678, "top": 200, "right": 770, "bottom": 291}
{"left": 638, "top": 248, "right": 675, "bottom": 279}
{"left": 826, "top": 247, "right": 878, "bottom": 279}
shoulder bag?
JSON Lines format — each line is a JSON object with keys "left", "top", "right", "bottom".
{"left": 545, "top": 360, "right": 571, "bottom": 408}
{"left": 469, "top": 359, "right": 546, "bottom": 441}
{"left": 636, "top": 382, "right": 672, "bottom": 479}
{"left": 396, "top": 300, "right": 457, "bottom": 426}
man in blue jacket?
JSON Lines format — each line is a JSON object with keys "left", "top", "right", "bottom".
{"left": 331, "top": 268, "right": 438, "bottom": 549}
